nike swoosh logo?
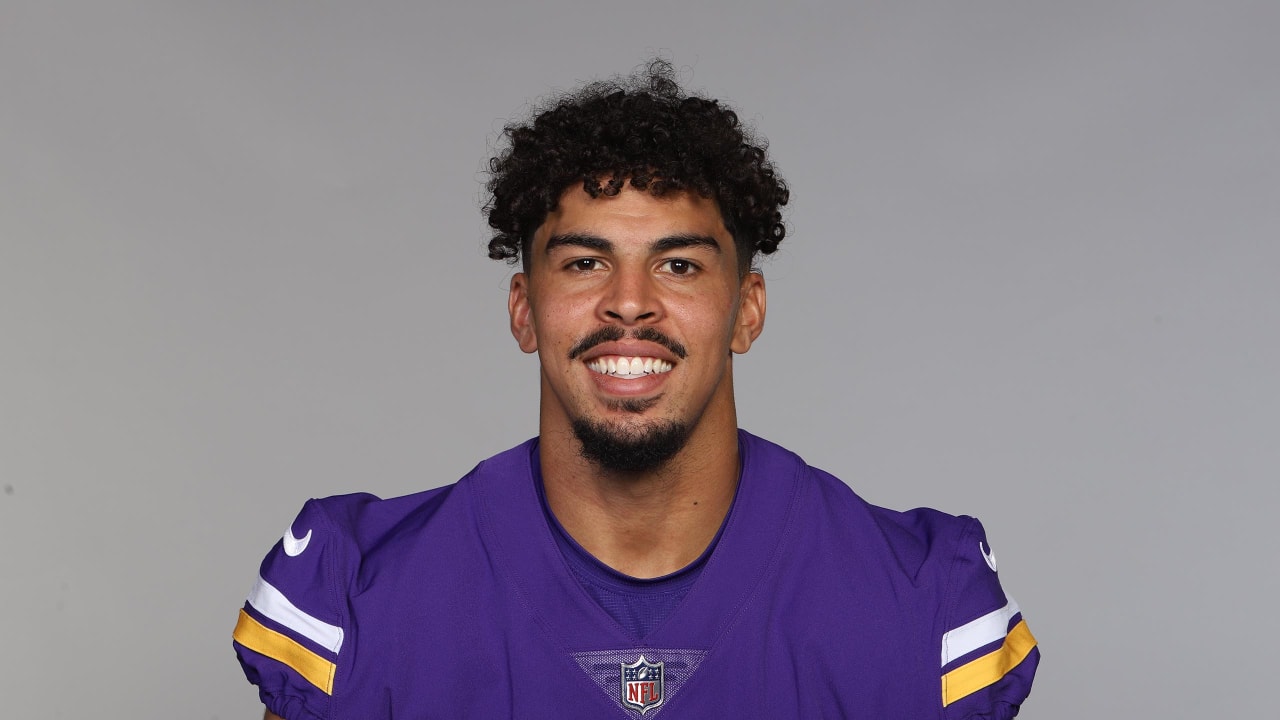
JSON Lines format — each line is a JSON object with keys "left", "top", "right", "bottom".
{"left": 979, "top": 541, "right": 998, "bottom": 572}
{"left": 283, "top": 526, "right": 312, "bottom": 557}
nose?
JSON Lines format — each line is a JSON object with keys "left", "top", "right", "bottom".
{"left": 599, "top": 265, "right": 660, "bottom": 325}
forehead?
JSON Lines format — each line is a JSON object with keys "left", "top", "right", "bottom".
{"left": 531, "top": 185, "right": 732, "bottom": 255}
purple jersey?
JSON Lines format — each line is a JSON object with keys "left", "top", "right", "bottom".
{"left": 233, "top": 431, "right": 1038, "bottom": 718}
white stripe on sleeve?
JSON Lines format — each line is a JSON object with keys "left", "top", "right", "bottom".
{"left": 940, "top": 597, "right": 1020, "bottom": 667}
{"left": 247, "top": 575, "right": 345, "bottom": 653}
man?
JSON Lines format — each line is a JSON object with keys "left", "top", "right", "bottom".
{"left": 233, "top": 61, "right": 1038, "bottom": 719}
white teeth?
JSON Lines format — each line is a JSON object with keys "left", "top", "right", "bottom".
{"left": 586, "top": 356, "right": 674, "bottom": 378}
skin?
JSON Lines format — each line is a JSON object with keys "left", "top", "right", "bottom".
{"left": 508, "top": 184, "right": 766, "bottom": 578}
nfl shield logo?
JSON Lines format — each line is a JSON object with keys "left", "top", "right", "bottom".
{"left": 620, "top": 655, "right": 664, "bottom": 714}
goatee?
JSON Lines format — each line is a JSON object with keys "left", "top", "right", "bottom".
{"left": 571, "top": 418, "right": 690, "bottom": 473}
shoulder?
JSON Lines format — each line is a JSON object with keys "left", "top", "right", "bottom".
{"left": 741, "top": 430, "right": 972, "bottom": 581}
{"left": 837, "top": 502, "right": 1039, "bottom": 718}
{"left": 740, "top": 431, "right": 1040, "bottom": 717}
{"left": 231, "top": 438, "right": 537, "bottom": 718}
{"left": 230, "top": 487, "right": 454, "bottom": 718}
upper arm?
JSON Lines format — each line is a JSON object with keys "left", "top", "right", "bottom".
{"left": 938, "top": 518, "right": 1040, "bottom": 719}
{"left": 232, "top": 498, "right": 353, "bottom": 720}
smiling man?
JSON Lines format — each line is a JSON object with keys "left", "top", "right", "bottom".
{"left": 508, "top": 185, "right": 762, "bottom": 580}
{"left": 233, "top": 61, "right": 1039, "bottom": 719}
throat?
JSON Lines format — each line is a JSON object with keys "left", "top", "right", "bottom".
{"left": 542, "top": 463, "right": 739, "bottom": 579}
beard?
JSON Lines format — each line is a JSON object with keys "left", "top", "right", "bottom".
{"left": 571, "top": 416, "right": 691, "bottom": 473}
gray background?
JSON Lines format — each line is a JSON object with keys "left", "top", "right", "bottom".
{"left": 2, "top": 1, "right": 1276, "bottom": 717}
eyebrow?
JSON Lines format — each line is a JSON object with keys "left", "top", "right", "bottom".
{"left": 545, "top": 233, "right": 612, "bottom": 253}
{"left": 544, "top": 232, "right": 723, "bottom": 255}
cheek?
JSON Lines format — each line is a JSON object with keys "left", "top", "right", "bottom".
{"left": 670, "top": 305, "right": 740, "bottom": 353}
{"left": 532, "top": 297, "right": 594, "bottom": 353}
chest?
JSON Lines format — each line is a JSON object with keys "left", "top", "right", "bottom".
{"left": 337, "top": 557, "right": 940, "bottom": 720}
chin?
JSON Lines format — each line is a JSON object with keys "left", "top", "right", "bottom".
{"left": 571, "top": 417, "right": 691, "bottom": 473}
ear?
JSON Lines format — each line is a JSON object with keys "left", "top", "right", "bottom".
{"left": 730, "top": 272, "right": 766, "bottom": 354}
{"left": 508, "top": 272, "right": 539, "bottom": 354}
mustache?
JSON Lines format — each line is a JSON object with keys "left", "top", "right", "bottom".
{"left": 567, "top": 326, "right": 688, "bottom": 360}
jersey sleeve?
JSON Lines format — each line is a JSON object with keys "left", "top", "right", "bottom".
{"left": 938, "top": 518, "right": 1039, "bottom": 720}
{"left": 232, "top": 498, "right": 351, "bottom": 720}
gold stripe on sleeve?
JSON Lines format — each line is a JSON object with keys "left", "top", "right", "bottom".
{"left": 233, "top": 609, "right": 336, "bottom": 695}
{"left": 941, "top": 619, "right": 1036, "bottom": 707}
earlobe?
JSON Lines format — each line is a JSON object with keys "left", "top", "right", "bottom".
{"left": 730, "top": 272, "right": 766, "bottom": 354}
{"left": 508, "top": 273, "right": 539, "bottom": 354}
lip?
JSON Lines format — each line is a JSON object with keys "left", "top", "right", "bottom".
{"left": 587, "top": 366, "right": 670, "bottom": 397}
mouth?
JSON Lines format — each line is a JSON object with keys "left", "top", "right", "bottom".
{"left": 585, "top": 355, "right": 675, "bottom": 379}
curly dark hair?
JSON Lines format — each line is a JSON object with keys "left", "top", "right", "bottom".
{"left": 485, "top": 60, "right": 789, "bottom": 275}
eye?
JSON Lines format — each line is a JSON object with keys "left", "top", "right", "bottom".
{"left": 659, "top": 259, "right": 698, "bottom": 276}
{"left": 566, "top": 258, "right": 602, "bottom": 273}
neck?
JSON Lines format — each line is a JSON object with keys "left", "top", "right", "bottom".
{"left": 538, "top": 398, "right": 741, "bottom": 579}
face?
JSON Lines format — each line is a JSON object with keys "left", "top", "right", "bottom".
{"left": 508, "top": 185, "right": 766, "bottom": 472}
